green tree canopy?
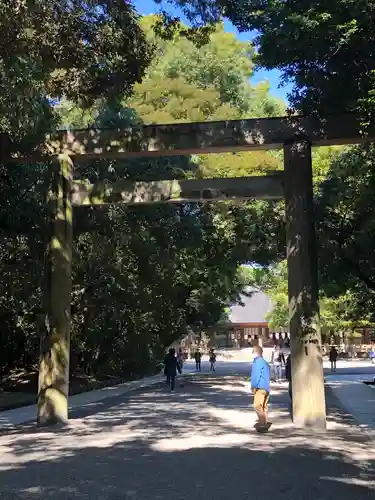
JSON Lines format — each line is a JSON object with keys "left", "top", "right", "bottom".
{"left": 158, "top": 1, "right": 375, "bottom": 121}
{"left": 244, "top": 261, "right": 369, "bottom": 339}
{"left": 0, "top": 15, "right": 288, "bottom": 384}
{"left": 317, "top": 144, "right": 375, "bottom": 322}
{"left": 140, "top": 16, "right": 285, "bottom": 117}
{"left": 152, "top": 2, "right": 375, "bottom": 326}
{"left": 0, "top": 1, "right": 151, "bottom": 149}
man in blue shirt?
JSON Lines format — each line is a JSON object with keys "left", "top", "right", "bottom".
{"left": 251, "top": 345, "right": 271, "bottom": 432}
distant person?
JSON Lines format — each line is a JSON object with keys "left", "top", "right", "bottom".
{"left": 285, "top": 354, "right": 292, "bottom": 401}
{"left": 251, "top": 345, "right": 271, "bottom": 432}
{"left": 271, "top": 344, "right": 285, "bottom": 383}
{"left": 177, "top": 347, "right": 184, "bottom": 371}
{"left": 163, "top": 348, "right": 182, "bottom": 391}
{"left": 209, "top": 349, "right": 217, "bottom": 372}
{"left": 194, "top": 350, "right": 202, "bottom": 371}
{"left": 369, "top": 345, "right": 375, "bottom": 364}
{"left": 329, "top": 346, "right": 338, "bottom": 372}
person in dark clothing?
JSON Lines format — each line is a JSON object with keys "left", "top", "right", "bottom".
{"left": 163, "top": 348, "right": 182, "bottom": 391}
{"left": 209, "top": 349, "right": 216, "bottom": 372}
{"left": 285, "top": 354, "right": 292, "bottom": 401}
{"left": 271, "top": 345, "right": 285, "bottom": 382}
{"left": 329, "top": 346, "right": 338, "bottom": 372}
{"left": 194, "top": 350, "right": 202, "bottom": 371}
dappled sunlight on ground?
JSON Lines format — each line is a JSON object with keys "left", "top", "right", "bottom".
{"left": 0, "top": 374, "right": 374, "bottom": 499}
{"left": 321, "top": 477, "right": 375, "bottom": 488}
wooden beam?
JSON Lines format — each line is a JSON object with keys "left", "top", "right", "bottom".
{"left": 71, "top": 174, "right": 284, "bottom": 206}
{"left": 231, "top": 323, "right": 269, "bottom": 328}
{"left": 7, "top": 113, "right": 371, "bottom": 161}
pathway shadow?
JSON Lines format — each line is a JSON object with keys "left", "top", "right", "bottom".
{"left": 0, "top": 374, "right": 373, "bottom": 499}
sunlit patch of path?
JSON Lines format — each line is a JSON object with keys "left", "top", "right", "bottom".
{"left": 0, "top": 374, "right": 374, "bottom": 499}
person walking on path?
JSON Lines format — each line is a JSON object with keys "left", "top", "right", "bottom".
{"left": 329, "top": 346, "right": 338, "bottom": 372}
{"left": 271, "top": 344, "right": 285, "bottom": 382}
{"left": 369, "top": 345, "right": 375, "bottom": 364}
{"left": 177, "top": 347, "right": 184, "bottom": 371}
{"left": 163, "top": 348, "right": 182, "bottom": 391}
{"left": 194, "top": 350, "right": 202, "bottom": 372}
{"left": 209, "top": 349, "right": 216, "bottom": 372}
{"left": 251, "top": 345, "right": 271, "bottom": 432}
{"left": 285, "top": 354, "right": 292, "bottom": 401}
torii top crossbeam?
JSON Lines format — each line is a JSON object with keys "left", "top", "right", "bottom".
{"left": 7, "top": 113, "right": 372, "bottom": 161}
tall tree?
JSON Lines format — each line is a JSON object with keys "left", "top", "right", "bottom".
{"left": 0, "top": 1, "right": 152, "bottom": 385}
{"left": 0, "top": 12, "right": 288, "bottom": 389}
{"left": 157, "top": 1, "right": 375, "bottom": 121}
{"left": 54, "top": 18, "right": 287, "bottom": 376}
{"left": 0, "top": 0, "right": 152, "bottom": 149}
{"left": 244, "top": 261, "right": 368, "bottom": 342}
{"left": 317, "top": 144, "right": 375, "bottom": 322}
{"left": 140, "top": 16, "right": 285, "bottom": 117}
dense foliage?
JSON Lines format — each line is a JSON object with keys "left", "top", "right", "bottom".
{"left": 161, "top": 0, "right": 375, "bottom": 121}
{"left": 244, "top": 262, "right": 371, "bottom": 342}
{"left": 0, "top": 1, "right": 151, "bottom": 152}
{"left": 0, "top": 16, "right": 285, "bottom": 382}
{"left": 317, "top": 145, "right": 375, "bottom": 323}
{"left": 3, "top": 0, "right": 374, "bottom": 388}
{"left": 155, "top": 0, "right": 375, "bottom": 335}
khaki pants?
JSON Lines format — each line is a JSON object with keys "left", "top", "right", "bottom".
{"left": 253, "top": 389, "right": 269, "bottom": 426}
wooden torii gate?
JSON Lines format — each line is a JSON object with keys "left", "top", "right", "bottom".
{"left": 8, "top": 113, "right": 371, "bottom": 429}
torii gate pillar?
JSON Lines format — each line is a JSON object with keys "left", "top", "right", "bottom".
{"left": 284, "top": 140, "right": 326, "bottom": 429}
{"left": 37, "top": 154, "right": 73, "bottom": 425}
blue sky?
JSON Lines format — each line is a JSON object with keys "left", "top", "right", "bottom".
{"left": 133, "top": 0, "right": 292, "bottom": 102}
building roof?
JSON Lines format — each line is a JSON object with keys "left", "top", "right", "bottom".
{"left": 229, "top": 291, "right": 272, "bottom": 324}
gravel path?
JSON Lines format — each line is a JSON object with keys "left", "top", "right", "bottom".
{"left": 0, "top": 373, "right": 374, "bottom": 499}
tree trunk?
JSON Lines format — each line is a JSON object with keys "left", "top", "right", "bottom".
{"left": 284, "top": 140, "right": 326, "bottom": 429}
{"left": 37, "top": 155, "right": 73, "bottom": 425}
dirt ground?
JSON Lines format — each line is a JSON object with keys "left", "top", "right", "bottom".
{"left": 0, "top": 369, "right": 131, "bottom": 411}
